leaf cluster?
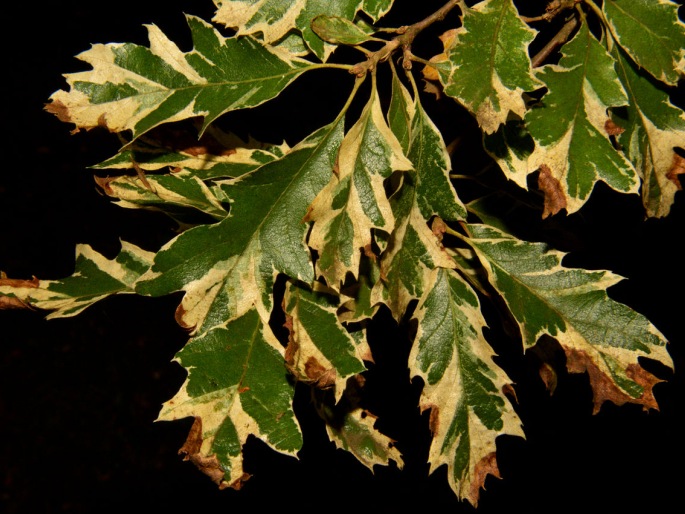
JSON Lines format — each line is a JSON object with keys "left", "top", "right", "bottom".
{"left": 1, "top": 0, "right": 683, "bottom": 506}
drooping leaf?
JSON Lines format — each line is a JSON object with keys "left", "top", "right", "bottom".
{"left": 465, "top": 223, "right": 673, "bottom": 413}
{"left": 135, "top": 118, "right": 346, "bottom": 333}
{"left": 0, "top": 242, "right": 153, "bottom": 319}
{"left": 46, "top": 15, "right": 314, "bottom": 139}
{"left": 610, "top": 43, "right": 685, "bottom": 218}
{"left": 283, "top": 280, "right": 368, "bottom": 403}
{"left": 306, "top": 86, "right": 413, "bottom": 290}
{"left": 158, "top": 308, "right": 302, "bottom": 490}
{"left": 94, "top": 127, "right": 289, "bottom": 180}
{"left": 409, "top": 267, "right": 523, "bottom": 507}
{"left": 212, "top": 0, "right": 394, "bottom": 60}
{"left": 526, "top": 22, "right": 639, "bottom": 217}
{"left": 602, "top": 0, "right": 685, "bottom": 86}
{"left": 442, "top": 0, "right": 541, "bottom": 133}
{"left": 314, "top": 377, "right": 404, "bottom": 472}
{"left": 95, "top": 172, "right": 228, "bottom": 221}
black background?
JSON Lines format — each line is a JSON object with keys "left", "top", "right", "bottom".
{"left": 1, "top": 1, "right": 684, "bottom": 512}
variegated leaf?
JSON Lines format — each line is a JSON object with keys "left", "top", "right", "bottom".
{"left": 46, "top": 16, "right": 313, "bottom": 139}
{"left": 135, "top": 118, "right": 346, "bottom": 333}
{"left": 314, "top": 379, "right": 403, "bottom": 471}
{"left": 311, "top": 15, "right": 376, "bottom": 46}
{"left": 212, "top": 0, "right": 393, "bottom": 61}
{"left": 603, "top": 0, "right": 685, "bottom": 86}
{"left": 409, "top": 267, "right": 523, "bottom": 506}
{"left": 94, "top": 127, "right": 289, "bottom": 180}
{"left": 465, "top": 223, "right": 673, "bottom": 413}
{"left": 372, "top": 78, "right": 464, "bottom": 320}
{"left": 526, "top": 22, "right": 639, "bottom": 217}
{"left": 283, "top": 280, "right": 368, "bottom": 403}
{"left": 158, "top": 308, "right": 302, "bottom": 490}
{"left": 610, "top": 43, "right": 685, "bottom": 218}
{"left": 0, "top": 242, "right": 153, "bottom": 319}
{"left": 96, "top": 172, "right": 228, "bottom": 221}
{"left": 442, "top": 0, "right": 541, "bottom": 134}
{"left": 306, "top": 87, "right": 412, "bottom": 290}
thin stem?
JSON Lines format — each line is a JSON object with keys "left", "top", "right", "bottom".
{"left": 350, "top": 0, "right": 462, "bottom": 77}
{"left": 531, "top": 14, "right": 579, "bottom": 67}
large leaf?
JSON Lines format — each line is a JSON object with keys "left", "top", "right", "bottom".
{"left": 283, "top": 280, "right": 367, "bottom": 403}
{"left": 0, "top": 243, "right": 153, "bottom": 318}
{"left": 526, "top": 22, "right": 639, "bottom": 217}
{"left": 442, "top": 0, "right": 541, "bottom": 134}
{"left": 135, "top": 118, "right": 346, "bottom": 333}
{"left": 305, "top": 86, "right": 413, "bottom": 290}
{"left": 158, "top": 308, "right": 302, "bottom": 490}
{"left": 610, "top": 43, "right": 685, "bottom": 218}
{"left": 602, "top": 0, "right": 685, "bottom": 86}
{"left": 409, "top": 267, "right": 523, "bottom": 506}
{"left": 46, "top": 15, "right": 313, "bottom": 139}
{"left": 465, "top": 223, "right": 673, "bottom": 413}
{"left": 212, "top": 0, "right": 394, "bottom": 60}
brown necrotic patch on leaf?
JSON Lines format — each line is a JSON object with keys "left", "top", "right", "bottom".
{"left": 537, "top": 164, "right": 567, "bottom": 218}
{"left": 604, "top": 119, "right": 625, "bottom": 136}
{"left": 667, "top": 153, "right": 685, "bottom": 189}
{"left": 0, "top": 277, "right": 39, "bottom": 310}
{"left": 564, "top": 348, "right": 664, "bottom": 414}
{"left": 470, "top": 452, "right": 501, "bottom": 507}
{"left": 179, "top": 417, "right": 234, "bottom": 489}
{"left": 304, "top": 357, "right": 337, "bottom": 389}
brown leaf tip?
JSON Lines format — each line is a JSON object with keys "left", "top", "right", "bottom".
{"left": 537, "top": 164, "right": 567, "bottom": 219}
{"left": 470, "top": 452, "right": 501, "bottom": 507}
{"left": 564, "top": 348, "right": 663, "bottom": 414}
{"left": 179, "top": 417, "right": 230, "bottom": 489}
{"left": 667, "top": 153, "right": 685, "bottom": 190}
{"left": 604, "top": 119, "right": 625, "bottom": 136}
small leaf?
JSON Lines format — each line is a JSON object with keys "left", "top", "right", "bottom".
{"left": 283, "top": 280, "right": 367, "bottom": 403}
{"left": 306, "top": 86, "right": 413, "bottom": 289}
{"left": 311, "top": 15, "right": 375, "bottom": 45}
{"left": 610, "top": 43, "right": 685, "bottom": 218}
{"left": 46, "top": 16, "right": 313, "bottom": 139}
{"left": 603, "top": 0, "right": 685, "bottom": 86}
{"left": 314, "top": 377, "right": 403, "bottom": 471}
{"left": 442, "top": 0, "right": 541, "bottom": 133}
{"left": 158, "top": 308, "right": 302, "bottom": 489}
{"left": 0, "top": 243, "right": 154, "bottom": 319}
{"left": 465, "top": 223, "right": 673, "bottom": 413}
{"left": 526, "top": 22, "right": 639, "bottom": 216}
{"left": 409, "top": 267, "right": 523, "bottom": 506}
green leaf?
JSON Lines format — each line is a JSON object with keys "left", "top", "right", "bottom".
{"left": 135, "top": 118, "right": 346, "bottom": 333}
{"left": 409, "top": 267, "right": 523, "bottom": 507}
{"left": 158, "top": 308, "right": 302, "bottom": 490}
{"left": 603, "top": 0, "right": 685, "bottom": 86}
{"left": 311, "top": 15, "right": 376, "bottom": 46}
{"left": 0, "top": 242, "right": 154, "bottom": 319}
{"left": 610, "top": 43, "right": 685, "bottom": 218}
{"left": 526, "top": 22, "right": 638, "bottom": 217}
{"left": 442, "top": 0, "right": 541, "bottom": 133}
{"left": 306, "top": 86, "right": 413, "bottom": 289}
{"left": 47, "top": 16, "right": 313, "bottom": 139}
{"left": 283, "top": 280, "right": 367, "bottom": 403}
{"left": 465, "top": 223, "right": 673, "bottom": 413}
{"left": 315, "top": 387, "right": 404, "bottom": 472}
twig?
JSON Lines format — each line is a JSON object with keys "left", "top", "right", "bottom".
{"left": 350, "top": 0, "right": 462, "bottom": 76}
{"left": 531, "top": 15, "right": 579, "bottom": 67}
